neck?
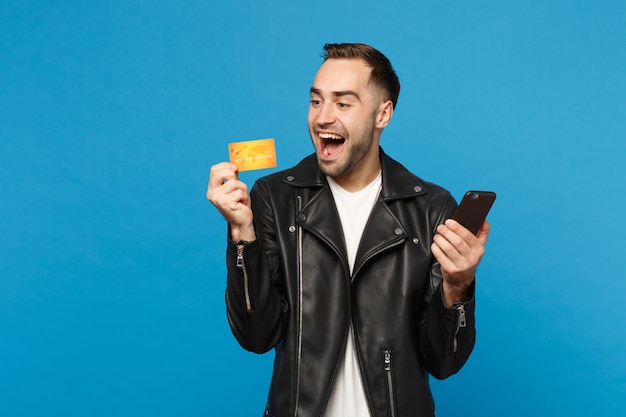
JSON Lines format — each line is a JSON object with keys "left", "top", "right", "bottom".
{"left": 332, "top": 146, "right": 381, "bottom": 192}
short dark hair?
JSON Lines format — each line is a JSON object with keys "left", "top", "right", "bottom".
{"left": 322, "top": 43, "right": 400, "bottom": 109}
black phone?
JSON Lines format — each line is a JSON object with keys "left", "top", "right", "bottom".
{"left": 452, "top": 191, "right": 496, "bottom": 235}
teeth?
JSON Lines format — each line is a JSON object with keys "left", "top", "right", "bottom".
{"left": 319, "top": 133, "right": 343, "bottom": 140}
{"left": 324, "top": 147, "right": 330, "bottom": 155}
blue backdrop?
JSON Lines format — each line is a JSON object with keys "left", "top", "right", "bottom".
{"left": 2, "top": 1, "right": 625, "bottom": 415}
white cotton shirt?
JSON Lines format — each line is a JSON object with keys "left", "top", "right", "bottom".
{"left": 323, "top": 172, "right": 382, "bottom": 417}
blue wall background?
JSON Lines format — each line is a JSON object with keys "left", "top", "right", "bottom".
{"left": 2, "top": 1, "right": 625, "bottom": 415}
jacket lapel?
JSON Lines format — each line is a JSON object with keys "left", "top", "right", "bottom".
{"left": 353, "top": 150, "right": 428, "bottom": 277}
{"left": 297, "top": 185, "right": 347, "bottom": 264}
{"left": 285, "top": 155, "right": 349, "bottom": 266}
{"left": 352, "top": 198, "right": 406, "bottom": 277}
{"left": 285, "top": 150, "right": 428, "bottom": 277}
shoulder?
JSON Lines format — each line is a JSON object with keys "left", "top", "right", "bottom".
{"left": 254, "top": 153, "right": 324, "bottom": 191}
{"left": 249, "top": 153, "right": 325, "bottom": 216}
{"left": 380, "top": 150, "right": 455, "bottom": 207}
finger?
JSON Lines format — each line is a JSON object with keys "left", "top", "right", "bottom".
{"left": 209, "top": 162, "right": 238, "bottom": 184}
{"left": 435, "top": 222, "right": 470, "bottom": 256}
{"left": 219, "top": 176, "right": 249, "bottom": 197}
{"left": 433, "top": 221, "right": 484, "bottom": 270}
{"left": 476, "top": 220, "right": 490, "bottom": 245}
{"left": 441, "top": 219, "right": 489, "bottom": 257}
{"left": 432, "top": 234, "right": 466, "bottom": 272}
{"left": 432, "top": 238, "right": 478, "bottom": 282}
{"left": 432, "top": 229, "right": 458, "bottom": 258}
{"left": 210, "top": 180, "right": 249, "bottom": 212}
{"left": 207, "top": 163, "right": 239, "bottom": 199}
{"left": 431, "top": 240, "right": 451, "bottom": 266}
{"left": 224, "top": 187, "right": 251, "bottom": 210}
{"left": 444, "top": 219, "right": 476, "bottom": 241}
{"left": 213, "top": 175, "right": 250, "bottom": 205}
{"left": 431, "top": 240, "right": 463, "bottom": 278}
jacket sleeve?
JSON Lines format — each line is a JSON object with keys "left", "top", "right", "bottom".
{"left": 418, "top": 193, "right": 477, "bottom": 380}
{"left": 419, "top": 282, "right": 476, "bottom": 379}
{"left": 224, "top": 180, "right": 286, "bottom": 354}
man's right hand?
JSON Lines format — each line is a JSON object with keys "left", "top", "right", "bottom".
{"left": 207, "top": 162, "right": 257, "bottom": 242}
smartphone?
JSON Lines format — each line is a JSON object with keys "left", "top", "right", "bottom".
{"left": 452, "top": 191, "right": 496, "bottom": 235}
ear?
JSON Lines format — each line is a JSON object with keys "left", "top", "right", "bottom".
{"left": 375, "top": 100, "right": 394, "bottom": 129}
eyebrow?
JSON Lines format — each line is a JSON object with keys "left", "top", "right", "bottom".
{"left": 310, "top": 87, "right": 360, "bottom": 101}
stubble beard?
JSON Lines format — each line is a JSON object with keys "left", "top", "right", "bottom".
{"left": 316, "top": 125, "right": 375, "bottom": 179}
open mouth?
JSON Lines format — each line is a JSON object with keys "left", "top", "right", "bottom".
{"left": 319, "top": 132, "right": 345, "bottom": 157}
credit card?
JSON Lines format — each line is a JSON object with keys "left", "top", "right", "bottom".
{"left": 228, "top": 138, "right": 277, "bottom": 172}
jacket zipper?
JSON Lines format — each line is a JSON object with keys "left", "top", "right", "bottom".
{"left": 383, "top": 349, "right": 398, "bottom": 417}
{"left": 452, "top": 303, "right": 466, "bottom": 353}
{"left": 293, "top": 195, "right": 304, "bottom": 416}
{"left": 236, "top": 244, "right": 252, "bottom": 311}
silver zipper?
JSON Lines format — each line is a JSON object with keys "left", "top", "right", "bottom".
{"left": 452, "top": 303, "right": 466, "bottom": 353}
{"left": 236, "top": 244, "right": 252, "bottom": 311}
{"left": 383, "top": 349, "right": 397, "bottom": 417}
{"left": 293, "top": 195, "right": 303, "bottom": 416}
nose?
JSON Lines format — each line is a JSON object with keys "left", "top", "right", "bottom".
{"left": 315, "top": 102, "right": 336, "bottom": 126}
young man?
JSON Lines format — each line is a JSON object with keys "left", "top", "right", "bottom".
{"left": 207, "top": 43, "right": 490, "bottom": 417}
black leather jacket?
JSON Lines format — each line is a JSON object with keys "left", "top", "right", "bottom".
{"left": 225, "top": 150, "right": 476, "bottom": 417}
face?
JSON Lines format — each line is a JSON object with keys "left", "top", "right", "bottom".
{"left": 308, "top": 58, "right": 392, "bottom": 183}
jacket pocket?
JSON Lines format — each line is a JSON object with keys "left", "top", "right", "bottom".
{"left": 383, "top": 349, "right": 398, "bottom": 417}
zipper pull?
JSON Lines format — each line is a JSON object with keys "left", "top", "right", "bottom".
{"left": 384, "top": 350, "right": 391, "bottom": 371}
{"left": 236, "top": 244, "right": 244, "bottom": 268}
{"left": 383, "top": 349, "right": 398, "bottom": 417}
{"left": 452, "top": 303, "right": 466, "bottom": 353}
{"left": 457, "top": 304, "right": 466, "bottom": 328}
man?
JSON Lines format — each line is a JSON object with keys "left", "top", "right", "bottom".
{"left": 207, "top": 43, "right": 489, "bottom": 417}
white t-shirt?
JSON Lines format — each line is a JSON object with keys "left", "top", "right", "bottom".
{"left": 323, "top": 172, "right": 382, "bottom": 417}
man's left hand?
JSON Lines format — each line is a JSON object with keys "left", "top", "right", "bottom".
{"left": 431, "top": 219, "right": 490, "bottom": 307}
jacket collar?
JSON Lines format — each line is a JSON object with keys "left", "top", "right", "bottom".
{"left": 281, "top": 147, "right": 428, "bottom": 200}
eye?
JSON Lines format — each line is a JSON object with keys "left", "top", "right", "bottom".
{"left": 310, "top": 99, "right": 321, "bottom": 107}
{"left": 337, "top": 102, "right": 350, "bottom": 109}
